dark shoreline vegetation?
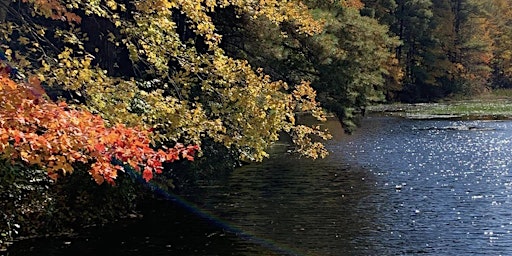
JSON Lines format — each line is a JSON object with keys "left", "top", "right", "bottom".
{"left": 3, "top": 0, "right": 512, "bottom": 253}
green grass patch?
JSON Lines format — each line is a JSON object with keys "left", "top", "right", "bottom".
{"left": 369, "top": 88, "right": 512, "bottom": 119}
{"left": 414, "top": 101, "right": 512, "bottom": 116}
{"left": 369, "top": 99, "right": 512, "bottom": 120}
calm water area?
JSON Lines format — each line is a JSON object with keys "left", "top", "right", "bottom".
{"left": 7, "top": 115, "right": 512, "bottom": 255}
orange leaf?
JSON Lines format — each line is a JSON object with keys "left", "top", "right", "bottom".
{"left": 94, "top": 143, "right": 106, "bottom": 152}
{"left": 142, "top": 166, "right": 153, "bottom": 182}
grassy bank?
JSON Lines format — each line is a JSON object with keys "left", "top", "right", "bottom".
{"left": 369, "top": 89, "right": 512, "bottom": 119}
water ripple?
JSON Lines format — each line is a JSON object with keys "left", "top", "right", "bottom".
{"left": 337, "top": 116, "right": 512, "bottom": 255}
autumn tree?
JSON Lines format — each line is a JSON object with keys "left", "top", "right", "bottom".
{"left": 0, "top": 73, "right": 199, "bottom": 184}
{"left": 482, "top": 0, "right": 512, "bottom": 88}
{"left": 361, "top": 0, "right": 499, "bottom": 100}
{"left": 0, "top": 68, "right": 200, "bottom": 249}
{"left": 0, "top": 0, "right": 331, "bottom": 165}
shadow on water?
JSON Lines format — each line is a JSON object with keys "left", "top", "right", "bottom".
{"left": 194, "top": 151, "right": 383, "bottom": 255}
{"left": 7, "top": 156, "right": 380, "bottom": 255}
{"left": 6, "top": 197, "right": 287, "bottom": 256}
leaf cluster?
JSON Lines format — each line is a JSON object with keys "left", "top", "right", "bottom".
{"left": 0, "top": 74, "right": 198, "bottom": 184}
{"left": 1, "top": 0, "right": 331, "bottom": 162}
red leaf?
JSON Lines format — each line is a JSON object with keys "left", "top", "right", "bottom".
{"left": 94, "top": 143, "right": 106, "bottom": 152}
{"left": 142, "top": 167, "right": 153, "bottom": 182}
{"left": 14, "top": 134, "right": 22, "bottom": 144}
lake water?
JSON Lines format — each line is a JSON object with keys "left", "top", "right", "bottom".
{"left": 8, "top": 115, "right": 512, "bottom": 255}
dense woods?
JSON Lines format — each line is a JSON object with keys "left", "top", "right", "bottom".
{"left": 363, "top": 0, "right": 512, "bottom": 101}
{"left": 1, "top": 0, "right": 512, "bottom": 250}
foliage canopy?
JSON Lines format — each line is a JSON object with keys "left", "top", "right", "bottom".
{"left": 0, "top": 74, "right": 199, "bottom": 184}
{"left": 1, "top": 0, "right": 331, "bottom": 165}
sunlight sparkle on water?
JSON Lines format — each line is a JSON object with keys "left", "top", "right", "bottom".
{"left": 339, "top": 117, "right": 512, "bottom": 255}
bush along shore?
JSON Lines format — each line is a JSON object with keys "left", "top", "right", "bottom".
{"left": 0, "top": 159, "right": 146, "bottom": 252}
{"left": 0, "top": 137, "right": 239, "bottom": 252}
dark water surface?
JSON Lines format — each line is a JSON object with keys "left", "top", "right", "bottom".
{"left": 7, "top": 116, "right": 512, "bottom": 255}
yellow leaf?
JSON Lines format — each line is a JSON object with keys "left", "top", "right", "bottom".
{"left": 20, "top": 151, "right": 29, "bottom": 161}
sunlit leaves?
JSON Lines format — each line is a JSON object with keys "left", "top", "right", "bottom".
{"left": 0, "top": 74, "right": 199, "bottom": 185}
{"left": 6, "top": 0, "right": 332, "bottom": 163}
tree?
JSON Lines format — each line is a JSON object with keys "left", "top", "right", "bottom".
{"left": 360, "top": 0, "right": 398, "bottom": 25}
{"left": 311, "top": 5, "right": 401, "bottom": 130}
{"left": 0, "top": 0, "right": 331, "bottom": 163}
{"left": 0, "top": 2, "right": 332, "bottom": 245}
{"left": 363, "top": 0, "right": 495, "bottom": 101}
{"left": 215, "top": 0, "right": 400, "bottom": 131}
{"left": 483, "top": 0, "right": 512, "bottom": 88}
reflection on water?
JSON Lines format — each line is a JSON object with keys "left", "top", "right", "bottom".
{"left": 9, "top": 115, "right": 512, "bottom": 255}
{"left": 196, "top": 150, "right": 380, "bottom": 255}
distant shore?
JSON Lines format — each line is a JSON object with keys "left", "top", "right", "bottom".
{"left": 369, "top": 89, "right": 512, "bottom": 120}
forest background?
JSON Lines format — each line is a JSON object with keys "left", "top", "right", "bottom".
{"left": 1, "top": 0, "right": 510, "bottom": 249}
